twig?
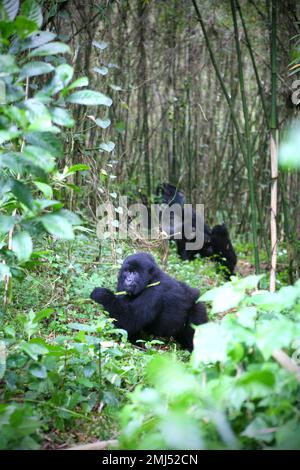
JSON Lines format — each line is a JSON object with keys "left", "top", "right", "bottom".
{"left": 65, "top": 439, "right": 118, "bottom": 450}
{"left": 272, "top": 349, "right": 300, "bottom": 383}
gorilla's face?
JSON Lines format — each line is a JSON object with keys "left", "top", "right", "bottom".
{"left": 118, "top": 253, "right": 156, "bottom": 296}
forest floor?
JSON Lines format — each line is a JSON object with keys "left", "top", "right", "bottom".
{"left": 2, "top": 233, "right": 287, "bottom": 449}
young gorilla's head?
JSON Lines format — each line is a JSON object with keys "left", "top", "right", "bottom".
{"left": 117, "top": 253, "right": 158, "bottom": 296}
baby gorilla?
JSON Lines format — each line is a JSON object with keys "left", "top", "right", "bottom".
{"left": 90, "top": 252, "right": 207, "bottom": 351}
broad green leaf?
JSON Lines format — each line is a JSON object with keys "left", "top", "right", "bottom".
{"left": 0, "top": 129, "right": 21, "bottom": 143}
{"left": 58, "top": 209, "right": 81, "bottom": 225}
{"left": 41, "top": 213, "right": 74, "bottom": 239}
{"left": 28, "top": 41, "right": 70, "bottom": 57}
{"left": 200, "top": 283, "right": 244, "bottom": 314}
{"left": 67, "top": 322, "right": 97, "bottom": 332}
{"left": 100, "top": 141, "right": 115, "bottom": 152}
{"left": 66, "top": 90, "right": 112, "bottom": 106}
{"left": 29, "top": 364, "right": 47, "bottom": 379}
{"left": 67, "top": 76, "right": 89, "bottom": 90}
{"left": 54, "top": 63, "right": 73, "bottom": 86}
{"left": 19, "top": 340, "right": 48, "bottom": 360}
{"left": 256, "top": 318, "right": 298, "bottom": 359}
{"left": 50, "top": 107, "right": 74, "bottom": 127}
{"left": 12, "top": 231, "right": 33, "bottom": 262}
{"left": 241, "top": 417, "right": 274, "bottom": 443}
{"left": 24, "top": 98, "right": 53, "bottom": 131}
{"left": 33, "top": 181, "right": 53, "bottom": 198}
{"left": 66, "top": 164, "right": 89, "bottom": 174}
{"left": 19, "top": 61, "right": 54, "bottom": 79}
{"left": 236, "top": 370, "right": 275, "bottom": 398}
{"left": 20, "top": 0, "right": 43, "bottom": 28}
{"left": 0, "top": 54, "right": 19, "bottom": 74}
{"left": 236, "top": 307, "right": 257, "bottom": 329}
{"left": 2, "top": 0, "right": 20, "bottom": 20}
{"left": 23, "top": 145, "right": 55, "bottom": 172}
{"left": 193, "top": 322, "right": 231, "bottom": 365}
{"left": 34, "top": 308, "right": 54, "bottom": 323}
{"left": 26, "top": 132, "right": 63, "bottom": 158}
{"left": 11, "top": 180, "right": 34, "bottom": 209}
{"left": 0, "top": 215, "right": 14, "bottom": 233}
{"left": 20, "top": 31, "right": 56, "bottom": 51}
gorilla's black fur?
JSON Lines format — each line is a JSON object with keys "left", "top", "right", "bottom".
{"left": 90, "top": 252, "right": 207, "bottom": 351}
{"left": 211, "top": 224, "right": 237, "bottom": 278}
{"left": 156, "top": 183, "right": 237, "bottom": 278}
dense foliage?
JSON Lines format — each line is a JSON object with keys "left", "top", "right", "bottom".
{"left": 1, "top": 0, "right": 300, "bottom": 452}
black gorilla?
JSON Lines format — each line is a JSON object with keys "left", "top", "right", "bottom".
{"left": 157, "top": 183, "right": 237, "bottom": 278}
{"left": 90, "top": 252, "right": 207, "bottom": 351}
{"left": 211, "top": 224, "right": 237, "bottom": 278}
{"left": 156, "top": 182, "right": 186, "bottom": 206}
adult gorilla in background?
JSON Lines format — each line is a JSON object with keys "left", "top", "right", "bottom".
{"left": 90, "top": 253, "right": 207, "bottom": 351}
{"left": 156, "top": 182, "right": 237, "bottom": 278}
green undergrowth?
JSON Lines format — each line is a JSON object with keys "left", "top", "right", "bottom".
{"left": 1, "top": 234, "right": 300, "bottom": 450}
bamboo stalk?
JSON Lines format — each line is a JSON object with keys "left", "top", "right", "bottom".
{"left": 269, "top": 0, "right": 278, "bottom": 293}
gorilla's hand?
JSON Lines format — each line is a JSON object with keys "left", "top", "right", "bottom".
{"left": 90, "top": 287, "right": 114, "bottom": 306}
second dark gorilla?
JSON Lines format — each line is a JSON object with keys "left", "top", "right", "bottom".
{"left": 90, "top": 252, "right": 207, "bottom": 351}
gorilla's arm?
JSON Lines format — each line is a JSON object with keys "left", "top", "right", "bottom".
{"left": 90, "top": 287, "right": 161, "bottom": 338}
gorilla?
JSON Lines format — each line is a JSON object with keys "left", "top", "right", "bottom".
{"left": 90, "top": 252, "right": 207, "bottom": 351}
{"left": 211, "top": 224, "right": 237, "bottom": 278}
{"left": 156, "top": 183, "right": 237, "bottom": 278}
{"left": 156, "top": 182, "right": 186, "bottom": 207}
{"left": 175, "top": 222, "right": 237, "bottom": 278}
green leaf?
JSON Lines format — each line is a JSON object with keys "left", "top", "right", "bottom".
{"left": 23, "top": 145, "right": 55, "bottom": 172}
{"left": 0, "top": 215, "right": 14, "bottom": 233}
{"left": 24, "top": 98, "right": 54, "bottom": 132}
{"left": 66, "top": 164, "right": 89, "bottom": 174}
{"left": 28, "top": 41, "right": 70, "bottom": 57}
{"left": 33, "top": 181, "right": 53, "bottom": 198}
{"left": 20, "top": 0, "right": 43, "bottom": 28}
{"left": 100, "top": 141, "right": 115, "bottom": 153}
{"left": 54, "top": 63, "right": 73, "bottom": 86}
{"left": 34, "top": 308, "right": 54, "bottom": 323}
{"left": 11, "top": 180, "right": 34, "bottom": 209}
{"left": 2, "top": 0, "right": 20, "bottom": 20}
{"left": 19, "top": 341, "right": 48, "bottom": 360}
{"left": 66, "top": 90, "right": 112, "bottom": 106}
{"left": 237, "top": 370, "right": 275, "bottom": 398}
{"left": 242, "top": 417, "right": 274, "bottom": 443}
{"left": 67, "top": 322, "right": 97, "bottom": 332}
{"left": 29, "top": 364, "right": 47, "bottom": 379}
{"left": 19, "top": 61, "right": 54, "bottom": 79}
{"left": 50, "top": 107, "right": 74, "bottom": 127}
{"left": 200, "top": 283, "right": 244, "bottom": 314}
{"left": 0, "top": 54, "right": 19, "bottom": 74}
{"left": 67, "top": 76, "right": 89, "bottom": 90}
{"left": 26, "top": 132, "right": 63, "bottom": 158}
{"left": 256, "top": 318, "right": 298, "bottom": 359}
{"left": 41, "top": 213, "right": 74, "bottom": 239}
{"left": 193, "top": 322, "right": 231, "bottom": 365}
{"left": 0, "top": 129, "right": 21, "bottom": 144}
{"left": 12, "top": 231, "right": 33, "bottom": 262}
{"left": 20, "top": 31, "right": 56, "bottom": 51}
